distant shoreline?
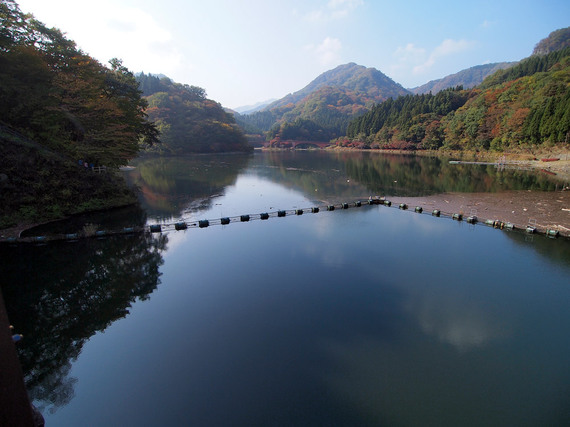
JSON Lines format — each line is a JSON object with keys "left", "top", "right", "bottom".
{"left": 261, "top": 146, "right": 570, "bottom": 182}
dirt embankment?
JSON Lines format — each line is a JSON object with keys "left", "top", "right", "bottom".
{"left": 387, "top": 190, "right": 569, "bottom": 236}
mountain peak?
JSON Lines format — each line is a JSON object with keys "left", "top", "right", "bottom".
{"left": 532, "top": 26, "right": 570, "bottom": 56}
{"left": 265, "top": 63, "right": 408, "bottom": 111}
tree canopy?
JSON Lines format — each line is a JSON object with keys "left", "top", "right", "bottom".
{"left": 0, "top": 0, "right": 158, "bottom": 167}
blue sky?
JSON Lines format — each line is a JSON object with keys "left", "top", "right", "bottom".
{"left": 16, "top": 0, "right": 570, "bottom": 109}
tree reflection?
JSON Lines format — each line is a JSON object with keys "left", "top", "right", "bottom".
{"left": 0, "top": 232, "right": 167, "bottom": 413}
{"left": 123, "top": 154, "right": 252, "bottom": 218}
{"left": 255, "top": 151, "right": 560, "bottom": 198}
{"left": 343, "top": 153, "right": 559, "bottom": 196}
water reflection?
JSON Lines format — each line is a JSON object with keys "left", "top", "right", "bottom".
{"left": 1, "top": 232, "right": 167, "bottom": 413}
{"left": 124, "top": 154, "right": 251, "bottom": 218}
{"left": 255, "top": 151, "right": 560, "bottom": 197}
{"left": 21, "top": 204, "right": 148, "bottom": 237}
{"left": 408, "top": 291, "right": 511, "bottom": 351}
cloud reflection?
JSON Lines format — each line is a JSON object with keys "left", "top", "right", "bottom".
{"left": 409, "top": 294, "right": 510, "bottom": 351}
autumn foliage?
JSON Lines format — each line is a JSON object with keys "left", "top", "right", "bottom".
{"left": 344, "top": 46, "right": 570, "bottom": 151}
{"left": 0, "top": 0, "right": 158, "bottom": 167}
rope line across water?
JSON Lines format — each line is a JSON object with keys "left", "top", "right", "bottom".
{"left": 1, "top": 197, "right": 566, "bottom": 244}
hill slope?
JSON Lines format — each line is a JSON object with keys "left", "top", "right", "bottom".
{"left": 266, "top": 63, "right": 410, "bottom": 110}
{"left": 410, "top": 62, "right": 516, "bottom": 94}
{"left": 532, "top": 26, "right": 570, "bottom": 56}
{"left": 0, "top": 1, "right": 157, "bottom": 230}
{"left": 0, "top": 126, "right": 136, "bottom": 230}
{"left": 137, "top": 74, "right": 251, "bottom": 154}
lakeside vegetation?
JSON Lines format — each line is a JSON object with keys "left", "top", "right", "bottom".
{"left": 0, "top": 0, "right": 249, "bottom": 231}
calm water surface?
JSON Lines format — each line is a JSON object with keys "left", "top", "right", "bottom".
{"left": 2, "top": 151, "right": 569, "bottom": 426}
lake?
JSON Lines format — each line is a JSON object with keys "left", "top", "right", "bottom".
{"left": 2, "top": 151, "right": 570, "bottom": 426}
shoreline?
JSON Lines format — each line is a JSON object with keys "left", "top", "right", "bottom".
{"left": 2, "top": 150, "right": 569, "bottom": 240}
{"left": 0, "top": 202, "right": 138, "bottom": 240}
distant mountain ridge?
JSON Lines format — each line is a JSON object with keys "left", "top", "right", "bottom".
{"left": 235, "top": 26, "right": 570, "bottom": 146}
{"left": 532, "top": 26, "right": 570, "bottom": 56}
{"left": 409, "top": 62, "right": 516, "bottom": 94}
{"left": 233, "top": 99, "right": 276, "bottom": 114}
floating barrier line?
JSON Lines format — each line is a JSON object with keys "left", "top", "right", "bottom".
{"left": 1, "top": 196, "right": 567, "bottom": 245}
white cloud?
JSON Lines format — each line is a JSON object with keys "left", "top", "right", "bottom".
{"left": 390, "top": 43, "right": 427, "bottom": 76}
{"left": 394, "top": 43, "right": 426, "bottom": 63}
{"left": 413, "top": 38, "right": 476, "bottom": 74}
{"left": 18, "top": 0, "right": 185, "bottom": 75}
{"left": 92, "top": 3, "right": 184, "bottom": 74}
{"left": 305, "top": 0, "right": 363, "bottom": 22}
{"left": 306, "top": 37, "right": 342, "bottom": 66}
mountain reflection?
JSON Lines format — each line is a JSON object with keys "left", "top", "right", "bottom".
{"left": 0, "top": 232, "right": 167, "bottom": 413}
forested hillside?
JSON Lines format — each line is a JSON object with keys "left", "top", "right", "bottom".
{"left": 0, "top": 0, "right": 158, "bottom": 229}
{"left": 345, "top": 87, "right": 472, "bottom": 149}
{"left": 137, "top": 73, "right": 251, "bottom": 154}
{"left": 343, "top": 45, "right": 570, "bottom": 151}
{"left": 266, "top": 63, "right": 409, "bottom": 111}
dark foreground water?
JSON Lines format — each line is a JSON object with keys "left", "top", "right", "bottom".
{"left": 2, "top": 151, "right": 570, "bottom": 426}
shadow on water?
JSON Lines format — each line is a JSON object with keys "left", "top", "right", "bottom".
{"left": 503, "top": 228, "right": 570, "bottom": 265}
{"left": 0, "top": 232, "right": 167, "bottom": 413}
{"left": 20, "top": 204, "right": 148, "bottom": 237}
